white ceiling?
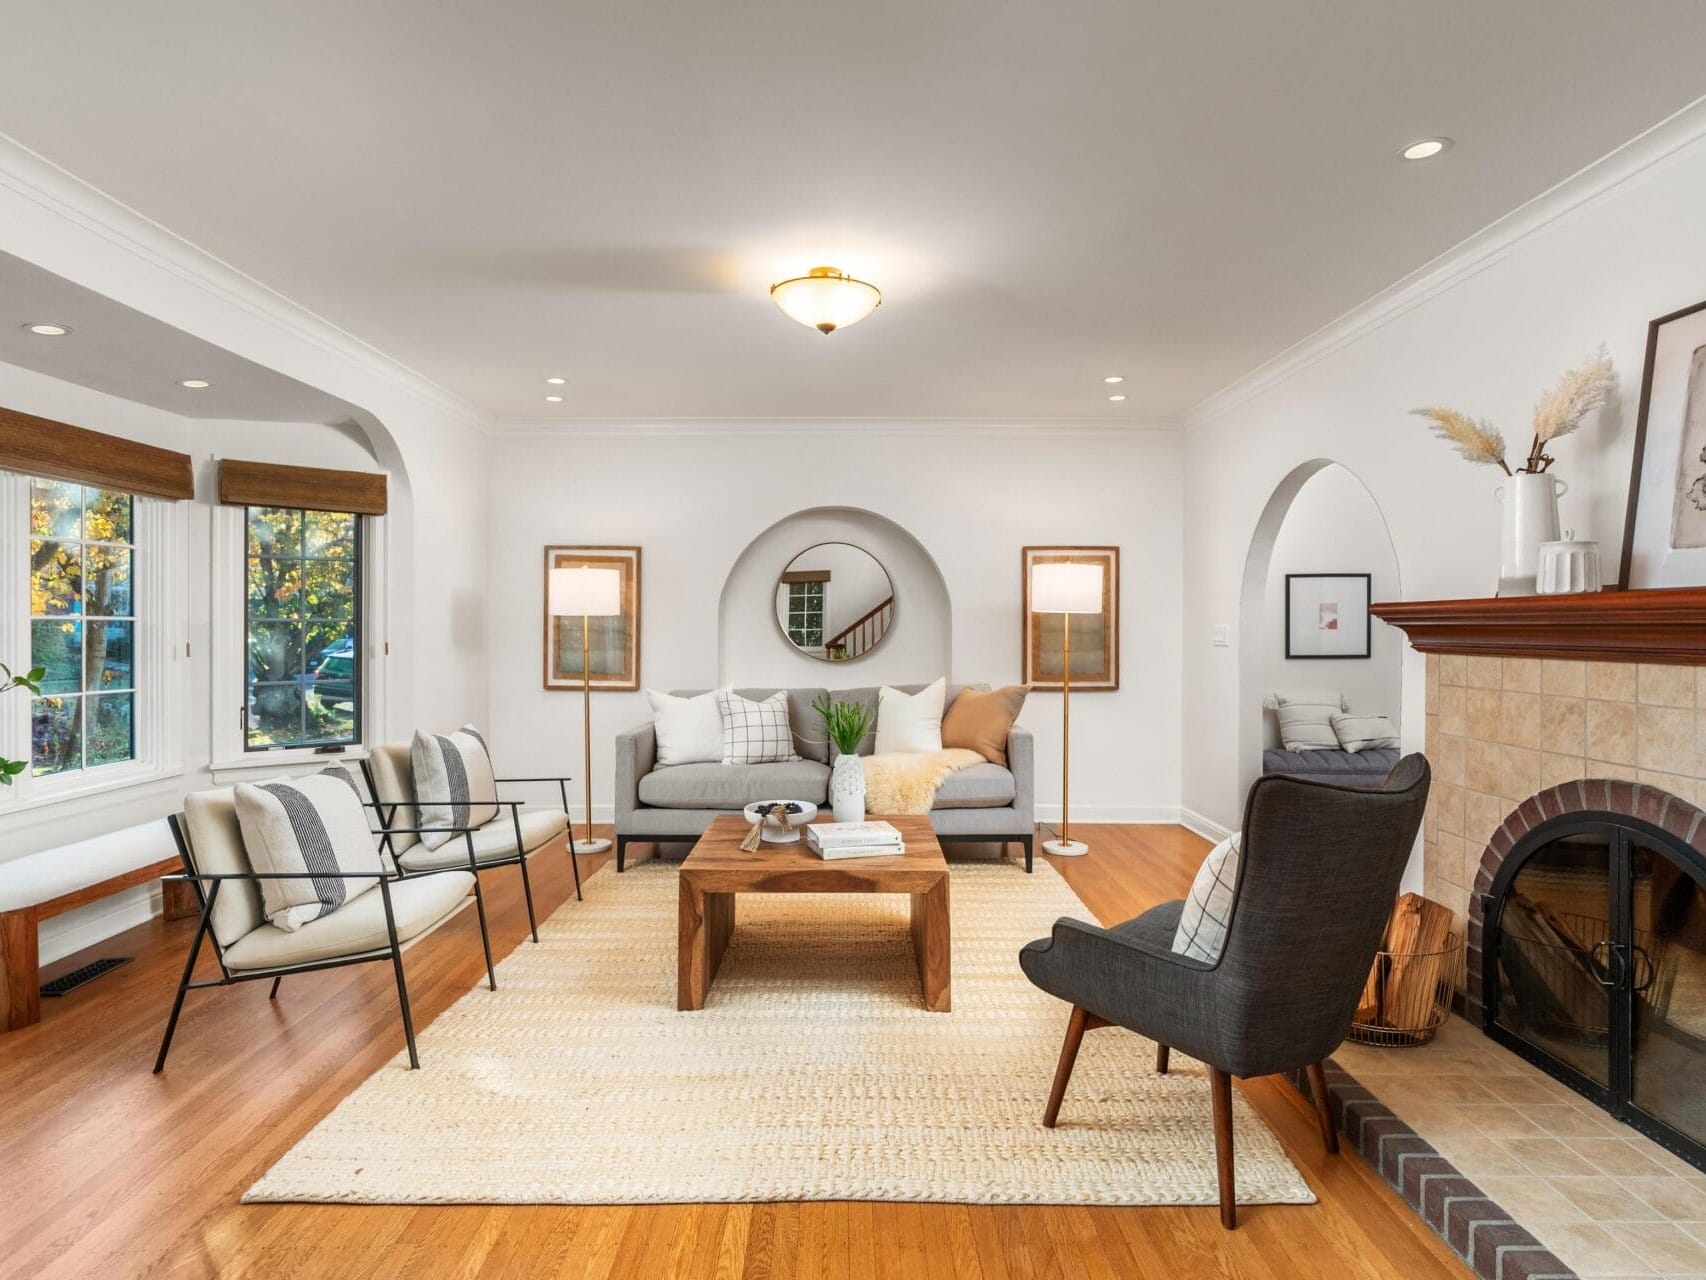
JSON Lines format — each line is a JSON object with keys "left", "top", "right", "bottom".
{"left": 2, "top": 3, "right": 1705, "bottom": 423}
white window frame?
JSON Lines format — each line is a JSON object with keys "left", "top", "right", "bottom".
{"left": 209, "top": 504, "right": 387, "bottom": 775}
{"left": 0, "top": 471, "right": 186, "bottom": 815}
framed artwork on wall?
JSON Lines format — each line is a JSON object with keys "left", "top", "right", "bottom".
{"left": 1285, "top": 573, "right": 1371, "bottom": 659}
{"left": 542, "top": 545, "right": 641, "bottom": 691}
{"left": 1619, "top": 298, "right": 1706, "bottom": 588}
{"left": 1021, "top": 546, "right": 1119, "bottom": 691}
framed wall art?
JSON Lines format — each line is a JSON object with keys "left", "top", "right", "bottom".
{"left": 1021, "top": 546, "right": 1119, "bottom": 691}
{"left": 1619, "top": 298, "right": 1706, "bottom": 588}
{"left": 542, "top": 545, "right": 641, "bottom": 691}
{"left": 1285, "top": 572, "right": 1371, "bottom": 659}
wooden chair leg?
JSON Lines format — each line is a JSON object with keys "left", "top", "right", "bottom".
{"left": 1043, "top": 1005, "right": 1090, "bottom": 1128}
{"left": 1156, "top": 1043, "right": 1170, "bottom": 1075}
{"left": 1306, "top": 1061, "right": 1339, "bottom": 1155}
{"left": 1210, "top": 1066, "right": 1236, "bottom": 1229}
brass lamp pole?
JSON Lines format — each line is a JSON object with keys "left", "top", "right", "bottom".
{"left": 548, "top": 566, "right": 622, "bottom": 854}
{"left": 1030, "top": 560, "right": 1103, "bottom": 857}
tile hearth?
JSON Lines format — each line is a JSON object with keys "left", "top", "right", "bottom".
{"left": 1334, "top": 1017, "right": 1706, "bottom": 1278}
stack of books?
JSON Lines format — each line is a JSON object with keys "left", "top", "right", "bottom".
{"left": 807, "top": 821, "right": 905, "bottom": 860}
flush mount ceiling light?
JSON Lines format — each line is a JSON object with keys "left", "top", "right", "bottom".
{"left": 24, "top": 322, "right": 70, "bottom": 336}
{"left": 769, "top": 266, "right": 881, "bottom": 335}
{"left": 1104, "top": 375, "right": 1124, "bottom": 384}
{"left": 178, "top": 379, "right": 210, "bottom": 389}
{"left": 1400, "top": 137, "right": 1451, "bottom": 161}
{"left": 545, "top": 376, "right": 566, "bottom": 385}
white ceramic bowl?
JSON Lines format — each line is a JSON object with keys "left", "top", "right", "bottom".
{"left": 741, "top": 800, "right": 819, "bottom": 843}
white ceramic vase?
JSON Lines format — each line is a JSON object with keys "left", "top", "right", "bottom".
{"left": 1495, "top": 472, "right": 1567, "bottom": 596}
{"left": 830, "top": 753, "right": 866, "bottom": 824}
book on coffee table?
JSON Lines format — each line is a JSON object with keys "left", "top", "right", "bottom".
{"left": 815, "top": 841, "right": 908, "bottom": 860}
{"left": 808, "top": 820, "right": 905, "bottom": 860}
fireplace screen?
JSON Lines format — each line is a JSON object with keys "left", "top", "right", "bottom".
{"left": 1486, "top": 816, "right": 1706, "bottom": 1170}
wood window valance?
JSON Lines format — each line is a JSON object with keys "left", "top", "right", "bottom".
{"left": 0, "top": 405, "right": 194, "bottom": 500}
{"left": 780, "top": 570, "right": 831, "bottom": 584}
{"left": 217, "top": 458, "right": 388, "bottom": 516}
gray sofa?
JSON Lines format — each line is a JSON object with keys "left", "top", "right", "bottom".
{"left": 614, "top": 683, "right": 1036, "bottom": 871}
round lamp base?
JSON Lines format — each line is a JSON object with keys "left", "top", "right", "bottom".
{"left": 1042, "top": 838, "right": 1089, "bottom": 857}
{"left": 574, "top": 836, "right": 613, "bottom": 854}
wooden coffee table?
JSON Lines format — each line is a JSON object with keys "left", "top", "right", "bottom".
{"left": 677, "top": 814, "right": 950, "bottom": 1013}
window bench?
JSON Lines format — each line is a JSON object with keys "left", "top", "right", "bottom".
{"left": 1, "top": 820, "right": 198, "bottom": 1032}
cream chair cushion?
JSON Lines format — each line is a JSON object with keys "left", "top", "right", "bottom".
{"left": 367, "top": 743, "right": 420, "bottom": 855}
{"left": 182, "top": 788, "right": 266, "bottom": 949}
{"left": 220, "top": 869, "right": 474, "bottom": 972}
{"left": 397, "top": 807, "right": 568, "bottom": 873}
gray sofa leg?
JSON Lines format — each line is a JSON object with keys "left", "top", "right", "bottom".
{"left": 1022, "top": 834, "right": 1034, "bottom": 873}
{"left": 615, "top": 836, "right": 627, "bottom": 873}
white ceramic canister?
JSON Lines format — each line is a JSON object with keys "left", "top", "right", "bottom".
{"left": 1536, "top": 529, "right": 1602, "bottom": 595}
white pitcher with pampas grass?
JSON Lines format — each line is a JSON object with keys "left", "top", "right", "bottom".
{"left": 1413, "top": 348, "right": 1614, "bottom": 596}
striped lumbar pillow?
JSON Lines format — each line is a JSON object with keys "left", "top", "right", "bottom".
{"left": 1171, "top": 833, "right": 1242, "bottom": 964}
{"left": 1331, "top": 712, "right": 1400, "bottom": 752}
{"left": 411, "top": 725, "right": 500, "bottom": 849}
{"left": 233, "top": 768, "right": 386, "bottom": 931}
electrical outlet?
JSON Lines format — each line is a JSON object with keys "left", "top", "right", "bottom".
{"left": 1210, "top": 624, "right": 1231, "bottom": 648}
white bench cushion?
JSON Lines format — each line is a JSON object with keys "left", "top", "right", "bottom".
{"left": 0, "top": 820, "right": 178, "bottom": 914}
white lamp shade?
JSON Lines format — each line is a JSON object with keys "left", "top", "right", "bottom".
{"left": 1030, "top": 561, "right": 1103, "bottom": 614}
{"left": 548, "top": 566, "right": 623, "bottom": 617}
{"left": 770, "top": 267, "right": 882, "bottom": 335}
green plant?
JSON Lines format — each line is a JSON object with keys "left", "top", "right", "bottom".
{"left": 0, "top": 662, "right": 44, "bottom": 785}
{"left": 812, "top": 694, "right": 875, "bottom": 757}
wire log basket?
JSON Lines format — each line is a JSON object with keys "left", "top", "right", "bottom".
{"left": 1348, "top": 932, "right": 1463, "bottom": 1047}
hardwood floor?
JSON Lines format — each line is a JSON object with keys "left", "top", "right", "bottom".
{"left": 0, "top": 826, "right": 1468, "bottom": 1279}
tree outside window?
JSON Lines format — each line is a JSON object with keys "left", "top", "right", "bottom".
{"left": 244, "top": 506, "right": 361, "bottom": 749}
{"left": 29, "top": 479, "right": 137, "bottom": 776}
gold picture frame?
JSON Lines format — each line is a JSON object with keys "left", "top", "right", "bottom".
{"left": 542, "top": 546, "right": 641, "bottom": 692}
{"left": 1021, "top": 546, "right": 1119, "bottom": 691}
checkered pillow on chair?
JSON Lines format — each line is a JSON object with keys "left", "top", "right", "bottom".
{"left": 717, "top": 690, "right": 801, "bottom": 765}
{"left": 1171, "top": 833, "right": 1241, "bottom": 963}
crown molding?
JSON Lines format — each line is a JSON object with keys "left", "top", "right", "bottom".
{"left": 1184, "top": 94, "right": 1706, "bottom": 430}
{"left": 490, "top": 417, "right": 1179, "bottom": 439}
{"left": 0, "top": 131, "right": 490, "bottom": 435}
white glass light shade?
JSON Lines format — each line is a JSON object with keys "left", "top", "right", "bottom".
{"left": 1031, "top": 561, "right": 1103, "bottom": 614}
{"left": 769, "top": 266, "right": 881, "bottom": 335}
{"left": 548, "top": 566, "right": 622, "bottom": 617}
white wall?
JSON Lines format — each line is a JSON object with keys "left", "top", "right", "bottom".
{"left": 1259, "top": 465, "right": 1402, "bottom": 748}
{"left": 487, "top": 424, "right": 1184, "bottom": 822}
{"left": 1182, "top": 114, "right": 1706, "bottom": 835}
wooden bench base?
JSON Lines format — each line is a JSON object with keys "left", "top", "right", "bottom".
{"left": 2, "top": 858, "right": 198, "bottom": 1032}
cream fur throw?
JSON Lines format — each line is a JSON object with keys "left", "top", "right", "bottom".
{"left": 860, "top": 749, "right": 985, "bottom": 815}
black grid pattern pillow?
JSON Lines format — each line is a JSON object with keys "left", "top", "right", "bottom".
{"left": 1171, "top": 833, "right": 1241, "bottom": 963}
{"left": 717, "top": 690, "right": 800, "bottom": 765}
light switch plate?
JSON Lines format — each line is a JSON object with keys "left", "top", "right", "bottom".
{"left": 1210, "top": 624, "right": 1231, "bottom": 648}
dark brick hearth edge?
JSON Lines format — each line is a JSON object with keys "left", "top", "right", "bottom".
{"left": 1465, "top": 778, "right": 1706, "bottom": 1025}
{"left": 1291, "top": 1061, "right": 1576, "bottom": 1280}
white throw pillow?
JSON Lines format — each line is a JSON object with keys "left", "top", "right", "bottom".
{"left": 234, "top": 768, "right": 386, "bottom": 931}
{"left": 718, "top": 690, "right": 800, "bottom": 765}
{"left": 875, "top": 678, "right": 947, "bottom": 755}
{"left": 1332, "top": 712, "right": 1400, "bottom": 753}
{"left": 1171, "top": 833, "right": 1242, "bottom": 964}
{"left": 1271, "top": 690, "right": 1345, "bottom": 751}
{"left": 411, "top": 725, "right": 501, "bottom": 849}
{"left": 647, "top": 688, "right": 725, "bottom": 766}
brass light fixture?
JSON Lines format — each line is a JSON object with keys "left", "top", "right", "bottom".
{"left": 769, "top": 266, "right": 881, "bottom": 335}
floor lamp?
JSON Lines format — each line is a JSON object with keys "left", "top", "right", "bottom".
{"left": 548, "top": 565, "right": 622, "bottom": 855}
{"left": 1030, "top": 560, "right": 1104, "bottom": 857}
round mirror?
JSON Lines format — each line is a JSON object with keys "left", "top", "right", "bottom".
{"left": 775, "top": 542, "right": 895, "bottom": 661}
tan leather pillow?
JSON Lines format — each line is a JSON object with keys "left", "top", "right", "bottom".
{"left": 941, "top": 685, "right": 1029, "bottom": 766}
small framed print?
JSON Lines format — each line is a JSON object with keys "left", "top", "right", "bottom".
{"left": 1021, "top": 546, "right": 1119, "bottom": 691}
{"left": 542, "top": 545, "right": 640, "bottom": 691}
{"left": 1285, "top": 573, "right": 1371, "bottom": 659}
{"left": 1619, "top": 298, "right": 1706, "bottom": 587}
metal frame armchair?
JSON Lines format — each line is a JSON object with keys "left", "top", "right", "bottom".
{"left": 155, "top": 788, "right": 497, "bottom": 1074}
{"left": 1019, "top": 755, "right": 1430, "bottom": 1228}
{"left": 362, "top": 748, "right": 581, "bottom": 947}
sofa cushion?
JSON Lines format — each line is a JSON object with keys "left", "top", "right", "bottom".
{"left": 638, "top": 761, "right": 830, "bottom": 809}
{"left": 941, "top": 684, "right": 1028, "bottom": 766}
{"left": 671, "top": 688, "right": 828, "bottom": 762}
{"left": 833, "top": 683, "right": 987, "bottom": 757}
{"left": 931, "top": 762, "right": 1018, "bottom": 810}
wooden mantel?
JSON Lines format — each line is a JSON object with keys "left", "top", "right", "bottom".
{"left": 1371, "top": 587, "right": 1706, "bottom": 665}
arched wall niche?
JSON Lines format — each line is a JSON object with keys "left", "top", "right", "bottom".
{"left": 718, "top": 506, "right": 952, "bottom": 687}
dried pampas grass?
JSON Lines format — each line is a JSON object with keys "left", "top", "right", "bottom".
{"left": 1411, "top": 407, "right": 1511, "bottom": 474}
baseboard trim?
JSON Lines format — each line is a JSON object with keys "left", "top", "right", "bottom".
{"left": 1032, "top": 804, "right": 1182, "bottom": 825}
{"left": 39, "top": 884, "right": 161, "bottom": 967}
{"left": 1177, "top": 807, "right": 1234, "bottom": 843}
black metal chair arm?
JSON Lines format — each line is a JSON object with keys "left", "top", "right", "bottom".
{"left": 494, "top": 775, "right": 574, "bottom": 784}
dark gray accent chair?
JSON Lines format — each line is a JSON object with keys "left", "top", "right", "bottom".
{"left": 1019, "top": 754, "right": 1431, "bottom": 1228}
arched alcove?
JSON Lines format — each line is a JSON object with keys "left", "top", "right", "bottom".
{"left": 1238, "top": 460, "right": 1403, "bottom": 802}
{"left": 718, "top": 506, "right": 951, "bottom": 686}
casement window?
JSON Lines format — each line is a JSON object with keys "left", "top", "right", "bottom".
{"left": 0, "top": 410, "right": 191, "bottom": 812}
{"left": 783, "top": 579, "right": 825, "bottom": 650}
{"left": 242, "top": 506, "right": 362, "bottom": 750}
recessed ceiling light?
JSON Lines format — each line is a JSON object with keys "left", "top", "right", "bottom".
{"left": 1400, "top": 137, "right": 1451, "bottom": 161}
{"left": 545, "top": 395, "right": 564, "bottom": 403}
{"left": 24, "top": 322, "right": 69, "bottom": 336}
{"left": 545, "top": 376, "right": 566, "bottom": 385}
{"left": 1108, "top": 394, "right": 1127, "bottom": 402}
{"left": 1104, "top": 375, "right": 1124, "bottom": 384}
{"left": 178, "top": 379, "right": 210, "bottom": 389}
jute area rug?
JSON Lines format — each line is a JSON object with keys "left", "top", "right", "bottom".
{"left": 246, "top": 860, "right": 1314, "bottom": 1207}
